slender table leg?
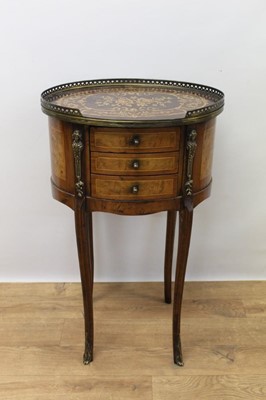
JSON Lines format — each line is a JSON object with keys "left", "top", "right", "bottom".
{"left": 164, "top": 211, "right": 177, "bottom": 304}
{"left": 172, "top": 207, "right": 193, "bottom": 366}
{"left": 74, "top": 199, "right": 94, "bottom": 364}
{"left": 87, "top": 212, "right": 94, "bottom": 283}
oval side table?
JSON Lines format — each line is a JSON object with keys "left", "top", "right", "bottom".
{"left": 41, "top": 78, "right": 224, "bottom": 366}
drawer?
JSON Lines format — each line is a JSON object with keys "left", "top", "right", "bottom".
{"left": 91, "top": 152, "right": 179, "bottom": 175}
{"left": 90, "top": 127, "right": 180, "bottom": 153}
{"left": 91, "top": 174, "right": 178, "bottom": 200}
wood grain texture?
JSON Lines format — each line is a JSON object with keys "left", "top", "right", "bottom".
{"left": 49, "top": 118, "right": 66, "bottom": 181}
{"left": 48, "top": 117, "right": 75, "bottom": 194}
{"left": 192, "top": 119, "right": 216, "bottom": 192}
{"left": 91, "top": 152, "right": 179, "bottom": 175}
{"left": 0, "top": 282, "right": 265, "bottom": 399}
{"left": 0, "top": 376, "right": 152, "bottom": 400}
{"left": 164, "top": 211, "right": 177, "bottom": 304}
{"left": 91, "top": 174, "right": 178, "bottom": 200}
{"left": 153, "top": 375, "right": 266, "bottom": 400}
{"left": 90, "top": 127, "right": 180, "bottom": 153}
{"left": 200, "top": 119, "right": 215, "bottom": 183}
{"left": 74, "top": 199, "right": 94, "bottom": 363}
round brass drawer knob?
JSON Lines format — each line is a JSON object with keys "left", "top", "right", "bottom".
{"left": 132, "top": 160, "right": 140, "bottom": 169}
{"left": 130, "top": 135, "right": 140, "bottom": 146}
{"left": 131, "top": 185, "right": 139, "bottom": 194}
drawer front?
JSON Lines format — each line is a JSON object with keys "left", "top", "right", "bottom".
{"left": 90, "top": 127, "right": 180, "bottom": 153}
{"left": 91, "top": 152, "right": 179, "bottom": 175}
{"left": 91, "top": 174, "right": 177, "bottom": 200}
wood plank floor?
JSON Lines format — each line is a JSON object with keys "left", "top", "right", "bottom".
{"left": 0, "top": 281, "right": 265, "bottom": 399}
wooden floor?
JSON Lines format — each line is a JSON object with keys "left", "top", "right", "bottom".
{"left": 0, "top": 281, "right": 266, "bottom": 399}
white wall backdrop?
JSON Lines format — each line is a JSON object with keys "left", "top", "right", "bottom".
{"left": 0, "top": 0, "right": 265, "bottom": 282}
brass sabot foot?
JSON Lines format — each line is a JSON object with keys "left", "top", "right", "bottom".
{"left": 83, "top": 352, "right": 92, "bottom": 365}
{"left": 174, "top": 354, "right": 184, "bottom": 367}
{"left": 83, "top": 338, "right": 93, "bottom": 365}
{"left": 174, "top": 335, "right": 184, "bottom": 367}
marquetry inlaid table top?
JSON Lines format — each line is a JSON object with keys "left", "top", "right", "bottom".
{"left": 41, "top": 79, "right": 224, "bottom": 126}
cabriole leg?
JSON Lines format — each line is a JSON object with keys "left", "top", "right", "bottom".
{"left": 172, "top": 207, "right": 193, "bottom": 366}
{"left": 164, "top": 210, "right": 177, "bottom": 304}
{"left": 74, "top": 201, "right": 94, "bottom": 364}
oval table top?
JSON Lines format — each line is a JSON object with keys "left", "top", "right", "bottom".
{"left": 41, "top": 79, "right": 224, "bottom": 127}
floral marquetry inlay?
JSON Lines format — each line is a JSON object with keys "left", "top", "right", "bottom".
{"left": 42, "top": 79, "right": 224, "bottom": 125}
{"left": 51, "top": 86, "right": 215, "bottom": 121}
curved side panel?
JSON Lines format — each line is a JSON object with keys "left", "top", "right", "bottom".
{"left": 193, "top": 180, "right": 212, "bottom": 208}
{"left": 51, "top": 180, "right": 75, "bottom": 210}
{"left": 51, "top": 175, "right": 212, "bottom": 215}
{"left": 48, "top": 117, "right": 75, "bottom": 195}
{"left": 87, "top": 182, "right": 212, "bottom": 215}
{"left": 192, "top": 118, "right": 216, "bottom": 193}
